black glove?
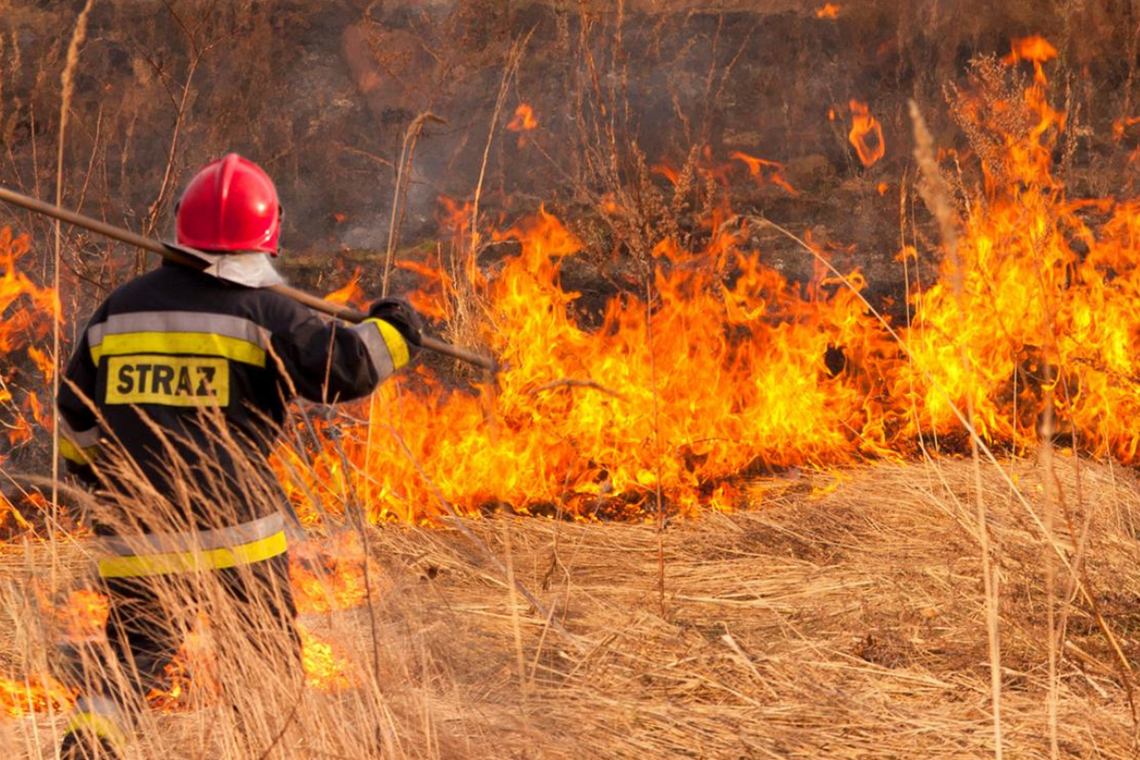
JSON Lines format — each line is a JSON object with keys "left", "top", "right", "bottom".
{"left": 368, "top": 297, "right": 424, "bottom": 347}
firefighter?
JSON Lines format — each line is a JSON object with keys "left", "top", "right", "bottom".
{"left": 55, "top": 154, "right": 422, "bottom": 759}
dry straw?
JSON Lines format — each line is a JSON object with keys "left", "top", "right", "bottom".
{"left": 3, "top": 455, "right": 1138, "bottom": 759}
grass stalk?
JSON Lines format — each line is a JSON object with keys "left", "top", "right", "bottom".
{"left": 52, "top": 0, "right": 96, "bottom": 587}
{"left": 910, "top": 101, "right": 1004, "bottom": 760}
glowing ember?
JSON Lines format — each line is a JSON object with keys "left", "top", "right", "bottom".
{"left": 815, "top": 3, "right": 841, "bottom": 19}
{"left": 848, "top": 100, "right": 885, "bottom": 167}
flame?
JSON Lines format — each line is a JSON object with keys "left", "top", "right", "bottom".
{"left": 291, "top": 533, "right": 385, "bottom": 614}
{"left": 57, "top": 589, "right": 110, "bottom": 642}
{"left": 0, "top": 492, "right": 30, "bottom": 532}
{"left": 7, "top": 29, "right": 1140, "bottom": 714}
{"left": 27, "top": 345, "right": 53, "bottom": 380}
{"left": 265, "top": 36, "right": 1140, "bottom": 524}
{"left": 0, "top": 674, "right": 75, "bottom": 717}
{"left": 507, "top": 104, "right": 538, "bottom": 132}
{"left": 1004, "top": 36, "right": 1058, "bottom": 84}
{"left": 848, "top": 100, "right": 885, "bottom": 167}
{"left": 730, "top": 151, "right": 798, "bottom": 196}
{"left": 508, "top": 104, "right": 538, "bottom": 147}
{"left": 300, "top": 624, "right": 357, "bottom": 691}
{"left": 815, "top": 3, "right": 841, "bottom": 19}
{"left": 652, "top": 164, "right": 681, "bottom": 186}
{"left": 324, "top": 268, "right": 366, "bottom": 307}
{"left": 0, "top": 227, "right": 61, "bottom": 453}
{"left": 1114, "top": 116, "right": 1140, "bottom": 141}
{"left": 0, "top": 228, "right": 60, "bottom": 352}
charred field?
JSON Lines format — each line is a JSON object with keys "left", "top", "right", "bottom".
{"left": 1, "top": 0, "right": 1140, "bottom": 758}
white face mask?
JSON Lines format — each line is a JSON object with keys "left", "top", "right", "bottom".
{"left": 165, "top": 242, "right": 286, "bottom": 288}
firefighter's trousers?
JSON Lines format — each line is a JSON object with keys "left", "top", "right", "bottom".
{"left": 61, "top": 552, "right": 300, "bottom": 752}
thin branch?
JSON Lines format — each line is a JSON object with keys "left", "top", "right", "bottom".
{"left": 528, "top": 378, "right": 629, "bottom": 401}
{"left": 469, "top": 30, "right": 535, "bottom": 265}
{"left": 383, "top": 112, "right": 446, "bottom": 297}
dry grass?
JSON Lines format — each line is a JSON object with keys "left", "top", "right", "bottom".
{"left": 0, "top": 455, "right": 1136, "bottom": 758}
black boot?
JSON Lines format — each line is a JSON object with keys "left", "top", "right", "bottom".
{"left": 59, "top": 727, "right": 123, "bottom": 760}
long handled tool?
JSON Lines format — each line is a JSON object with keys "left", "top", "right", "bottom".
{"left": 0, "top": 185, "right": 495, "bottom": 371}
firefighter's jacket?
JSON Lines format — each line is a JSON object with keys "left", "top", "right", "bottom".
{"left": 58, "top": 261, "right": 409, "bottom": 579}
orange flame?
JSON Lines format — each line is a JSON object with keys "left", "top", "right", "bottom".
{"left": 1006, "top": 35, "right": 1058, "bottom": 63}
{"left": 291, "top": 533, "right": 384, "bottom": 613}
{"left": 652, "top": 164, "right": 681, "bottom": 186}
{"left": 507, "top": 104, "right": 538, "bottom": 132}
{"left": 1003, "top": 36, "right": 1058, "bottom": 85}
{"left": 730, "top": 151, "right": 799, "bottom": 196}
{"left": 848, "top": 100, "right": 885, "bottom": 167}
{"left": 57, "top": 589, "right": 110, "bottom": 642}
{"left": 267, "top": 59, "right": 1140, "bottom": 524}
{"left": 0, "top": 227, "right": 61, "bottom": 452}
{"left": 815, "top": 3, "right": 841, "bottom": 19}
{"left": 324, "top": 267, "right": 366, "bottom": 307}
{"left": 1113, "top": 116, "right": 1140, "bottom": 142}
{"left": 300, "top": 625, "right": 358, "bottom": 691}
{"left": 0, "top": 674, "right": 75, "bottom": 717}
{"left": 508, "top": 104, "right": 539, "bottom": 147}
{"left": 5, "top": 29, "right": 1140, "bottom": 717}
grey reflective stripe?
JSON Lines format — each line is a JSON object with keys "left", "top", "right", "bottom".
{"left": 59, "top": 418, "right": 100, "bottom": 448}
{"left": 350, "top": 321, "right": 395, "bottom": 378}
{"left": 87, "top": 311, "right": 270, "bottom": 350}
{"left": 73, "top": 695, "right": 125, "bottom": 721}
{"left": 95, "top": 512, "right": 285, "bottom": 556}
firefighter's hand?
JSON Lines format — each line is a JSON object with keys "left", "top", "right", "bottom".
{"left": 368, "top": 297, "right": 424, "bottom": 347}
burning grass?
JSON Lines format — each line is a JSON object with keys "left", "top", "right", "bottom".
{"left": 0, "top": 455, "right": 1136, "bottom": 758}
{"left": 0, "top": 10, "right": 1139, "bottom": 755}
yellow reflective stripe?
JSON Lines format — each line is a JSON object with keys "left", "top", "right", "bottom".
{"left": 60, "top": 437, "right": 98, "bottom": 465}
{"left": 90, "top": 332, "right": 265, "bottom": 367}
{"left": 373, "top": 319, "right": 410, "bottom": 370}
{"left": 65, "top": 712, "right": 129, "bottom": 749}
{"left": 97, "top": 530, "right": 287, "bottom": 579}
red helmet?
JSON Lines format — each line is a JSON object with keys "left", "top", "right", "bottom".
{"left": 176, "top": 154, "right": 281, "bottom": 254}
